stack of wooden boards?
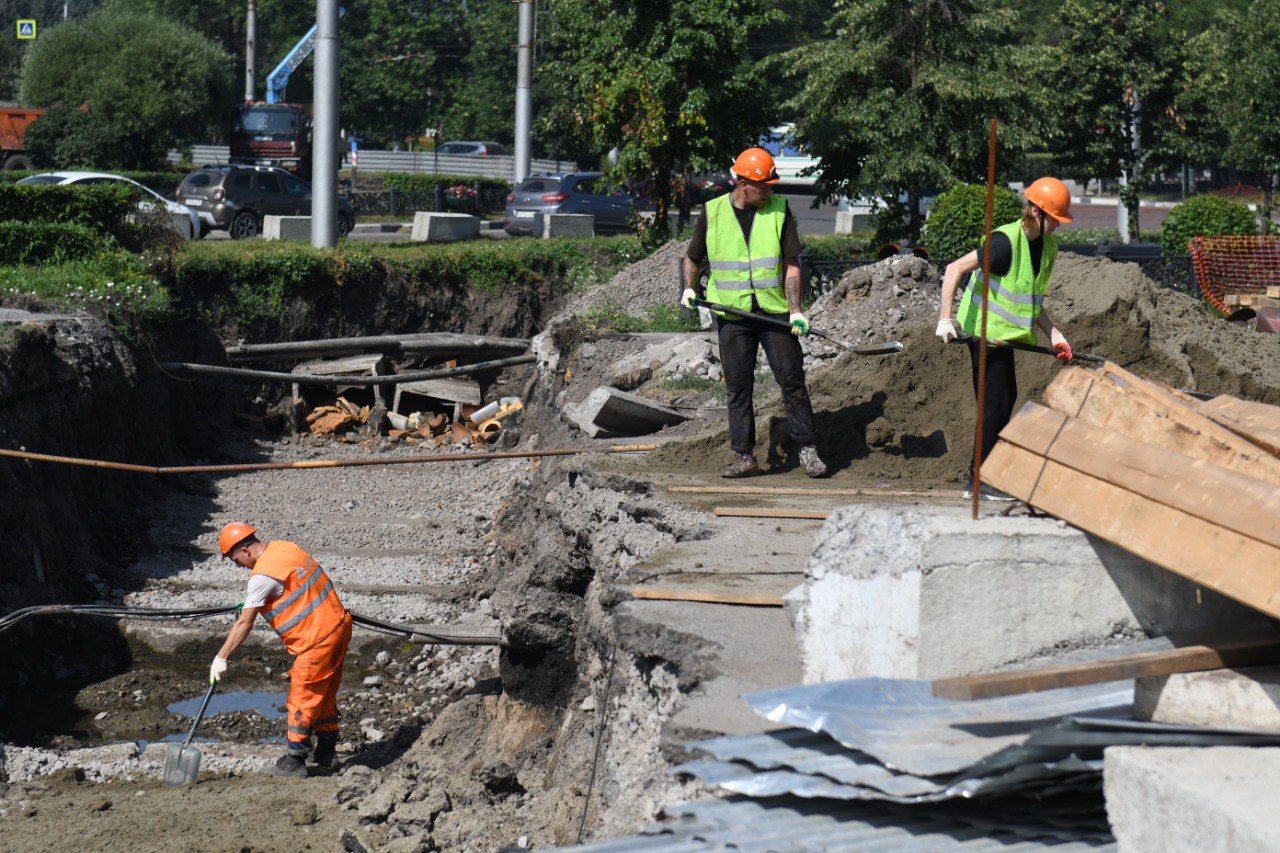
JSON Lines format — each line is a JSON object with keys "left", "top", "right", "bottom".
{"left": 1225, "top": 285, "right": 1280, "bottom": 309}
{"left": 983, "top": 362, "right": 1280, "bottom": 621}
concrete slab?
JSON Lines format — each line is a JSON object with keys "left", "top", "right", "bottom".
{"left": 538, "top": 213, "right": 594, "bottom": 238}
{"left": 563, "top": 386, "right": 689, "bottom": 438}
{"left": 262, "top": 215, "right": 311, "bottom": 240}
{"left": 410, "top": 211, "right": 481, "bottom": 241}
{"left": 1136, "top": 666, "right": 1280, "bottom": 729}
{"left": 1105, "top": 746, "right": 1280, "bottom": 852}
{"left": 0, "top": 308, "right": 79, "bottom": 323}
{"left": 790, "top": 505, "right": 1269, "bottom": 682}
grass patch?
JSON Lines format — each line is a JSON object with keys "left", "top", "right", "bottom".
{"left": 0, "top": 251, "right": 170, "bottom": 335}
{"left": 661, "top": 375, "right": 717, "bottom": 391}
{"left": 578, "top": 302, "right": 701, "bottom": 334}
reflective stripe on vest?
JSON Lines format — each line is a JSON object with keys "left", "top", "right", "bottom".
{"left": 703, "top": 193, "right": 789, "bottom": 315}
{"left": 250, "top": 541, "right": 347, "bottom": 656}
{"left": 956, "top": 220, "right": 1058, "bottom": 345}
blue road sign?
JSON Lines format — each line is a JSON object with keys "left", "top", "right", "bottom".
{"left": 16, "top": 20, "right": 36, "bottom": 39}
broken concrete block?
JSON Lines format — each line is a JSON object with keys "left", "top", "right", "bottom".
{"left": 1135, "top": 666, "right": 1280, "bottom": 729}
{"left": 789, "top": 506, "right": 1270, "bottom": 683}
{"left": 263, "top": 215, "right": 311, "bottom": 241}
{"left": 563, "top": 386, "right": 689, "bottom": 438}
{"left": 608, "top": 356, "right": 654, "bottom": 391}
{"left": 411, "top": 211, "right": 481, "bottom": 242}
{"left": 1105, "top": 747, "right": 1280, "bottom": 853}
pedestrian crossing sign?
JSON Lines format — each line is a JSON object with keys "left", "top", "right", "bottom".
{"left": 16, "top": 20, "right": 36, "bottom": 39}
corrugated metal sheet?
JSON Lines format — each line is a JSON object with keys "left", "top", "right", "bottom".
{"left": 743, "top": 678, "right": 1133, "bottom": 777}
{"left": 569, "top": 796, "right": 1116, "bottom": 852}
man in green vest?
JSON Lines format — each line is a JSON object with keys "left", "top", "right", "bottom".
{"left": 936, "top": 176, "right": 1075, "bottom": 500}
{"left": 679, "top": 147, "right": 827, "bottom": 479}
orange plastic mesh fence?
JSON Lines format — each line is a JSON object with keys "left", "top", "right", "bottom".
{"left": 1190, "top": 235, "right": 1280, "bottom": 314}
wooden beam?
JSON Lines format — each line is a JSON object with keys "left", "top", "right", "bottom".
{"left": 712, "top": 507, "right": 830, "bottom": 520}
{"left": 983, "top": 440, "right": 1280, "bottom": 620}
{"left": 1041, "top": 366, "right": 1280, "bottom": 484}
{"left": 997, "top": 403, "right": 1280, "bottom": 551}
{"left": 225, "top": 332, "right": 530, "bottom": 362}
{"left": 669, "top": 485, "right": 951, "bottom": 499}
{"left": 625, "top": 587, "right": 785, "bottom": 607}
{"left": 1199, "top": 396, "right": 1280, "bottom": 458}
{"left": 932, "top": 634, "right": 1280, "bottom": 700}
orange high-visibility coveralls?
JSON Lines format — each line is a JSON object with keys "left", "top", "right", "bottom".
{"left": 251, "top": 541, "right": 351, "bottom": 756}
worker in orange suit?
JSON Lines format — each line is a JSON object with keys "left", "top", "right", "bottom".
{"left": 210, "top": 522, "right": 352, "bottom": 777}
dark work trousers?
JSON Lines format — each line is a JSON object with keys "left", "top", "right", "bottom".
{"left": 968, "top": 341, "right": 1017, "bottom": 475}
{"left": 717, "top": 312, "right": 818, "bottom": 455}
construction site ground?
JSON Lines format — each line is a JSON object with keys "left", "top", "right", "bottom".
{"left": 5, "top": 242, "right": 1280, "bottom": 850}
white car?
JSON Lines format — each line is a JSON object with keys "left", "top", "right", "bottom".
{"left": 17, "top": 171, "right": 201, "bottom": 239}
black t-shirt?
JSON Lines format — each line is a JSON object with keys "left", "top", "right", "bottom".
{"left": 685, "top": 197, "right": 802, "bottom": 264}
{"left": 974, "top": 230, "right": 1042, "bottom": 280}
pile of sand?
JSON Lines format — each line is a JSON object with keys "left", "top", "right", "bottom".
{"left": 570, "top": 239, "right": 689, "bottom": 315}
{"left": 653, "top": 253, "right": 1280, "bottom": 485}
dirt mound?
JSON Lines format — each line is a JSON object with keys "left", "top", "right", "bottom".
{"left": 569, "top": 239, "right": 688, "bottom": 315}
{"left": 652, "top": 253, "right": 1280, "bottom": 486}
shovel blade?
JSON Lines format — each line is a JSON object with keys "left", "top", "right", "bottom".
{"left": 162, "top": 743, "right": 202, "bottom": 787}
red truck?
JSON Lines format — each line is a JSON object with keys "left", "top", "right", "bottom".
{"left": 228, "top": 102, "right": 314, "bottom": 179}
{"left": 0, "top": 105, "right": 44, "bottom": 170}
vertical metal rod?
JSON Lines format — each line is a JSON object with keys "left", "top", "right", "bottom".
{"left": 312, "top": 0, "right": 340, "bottom": 248}
{"left": 973, "top": 119, "right": 997, "bottom": 521}
{"left": 245, "top": 0, "right": 257, "bottom": 102}
{"left": 513, "top": 0, "right": 535, "bottom": 184}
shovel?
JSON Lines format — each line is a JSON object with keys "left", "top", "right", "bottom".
{"left": 691, "top": 298, "right": 904, "bottom": 355}
{"left": 951, "top": 333, "right": 1106, "bottom": 366}
{"left": 162, "top": 680, "right": 217, "bottom": 787}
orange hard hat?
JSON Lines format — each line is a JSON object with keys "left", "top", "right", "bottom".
{"left": 731, "top": 148, "right": 780, "bottom": 184}
{"left": 1025, "top": 177, "right": 1073, "bottom": 223}
{"left": 218, "top": 522, "right": 256, "bottom": 556}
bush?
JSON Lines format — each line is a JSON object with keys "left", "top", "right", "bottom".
{"left": 1160, "top": 194, "right": 1257, "bottom": 256}
{"left": 0, "top": 183, "right": 135, "bottom": 235}
{"left": 0, "top": 221, "right": 108, "bottom": 265}
{"left": 382, "top": 172, "right": 510, "bottom": 194}
{"left": 0, "top": 170, "right": 187, "bottom": 195}
{"left": 923, "top": 184, "right": 1023, "bottom": 260}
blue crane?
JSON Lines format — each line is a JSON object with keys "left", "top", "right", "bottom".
{"left": 264, "top": 7, "right": 347, "bottom": 104}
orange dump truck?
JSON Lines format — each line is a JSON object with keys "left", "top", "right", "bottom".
{"left": 0, "top": 105, "right": 44, "bottom": 170}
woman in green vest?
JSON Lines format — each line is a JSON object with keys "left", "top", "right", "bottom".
{"left": 935, "top": 177, "right": 1075, "bottom": 500}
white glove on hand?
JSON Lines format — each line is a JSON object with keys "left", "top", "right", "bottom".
{"left": 209, "top": 656, "right": 228, "bottom": 684}
{"left": 936, "top": 318, "right": 959, "bottom": 343}
{"left": 680, "top": 288, "right": 697, "bottom": 309}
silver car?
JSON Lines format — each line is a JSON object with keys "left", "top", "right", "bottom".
{"left": 17, "top": 171, "right": 201, "bottom": 239}
{"left": 503, "top": 172, "right": 635, "bottom": 236}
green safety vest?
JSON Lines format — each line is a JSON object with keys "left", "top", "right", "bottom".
{"left": 704, "top": 193, "right": 789, "bottom": 316}
{"left": 956, "top": 220, "right": 1058, "bottom": 345}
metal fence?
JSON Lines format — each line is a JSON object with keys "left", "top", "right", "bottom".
{"left": 345, "top": 186, "right": 510, "bottom": 217}
{"left": 171, "top": 145, "right": 572, "bottom": 180}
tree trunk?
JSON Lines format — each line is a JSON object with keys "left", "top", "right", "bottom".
{"left": 907, "top": 187, "right": 922, "bottom": 242}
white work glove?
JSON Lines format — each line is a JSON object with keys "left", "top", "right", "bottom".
{"left": 789, "top": 312, "right": 810, "bottom": 336}
{"left": 935, "top": 317, "right": 959, "bottom": 343}
{"left": 680, "top": 288, "right": 697, "bottom": 309}
{"left": 209, "top": 656, "right": 228, "bottom": 684}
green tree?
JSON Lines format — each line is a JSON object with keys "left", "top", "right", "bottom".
{"left": 783, "top": 0, "right": 1037, "bottom": 242}
{"left": 539, "top": 0, "right": 783, "bottom": 234}
{"left": 0, "top": 0, "right": 105, "bottom": 101}
{"left": 1039, "top": 0, "right": 1183, "bottom": 242}
{"left": 19, "top": 9, "right": 232, "bottom": 168}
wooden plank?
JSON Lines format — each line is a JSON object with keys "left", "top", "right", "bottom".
{"left": 627, "top": 587, "right": 785, "bottom": 607}
{"left": 1269, "top": 286, "right": 1280, "bottom": 299}
{"left": 983, "top": 441, "right": 1280, "bottom": 620}
{"left": 932, "top": 634, "right": 1280, "bottom": 700}
{"left": 668, "top": 485, "right": 951, "bottom": 499}
{"left": 394, "top": 376, "right": 482, "bottom": 405}
{"left": 713, "top": 507, "right": 829, "bottom": 520}
{"left": 1199, "top": 396, "right": 1280, "bottom": 457}
{"left": 998, "top": 403, "right": 1280, "bottom": 550}
{"left": 1041, "top": 365, "right": 1280, "bottom": 484}
{"left": 293, "top": 354, "right": 384, "bottom": 376}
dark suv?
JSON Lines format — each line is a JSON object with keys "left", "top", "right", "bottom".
{"left": 176, "top": 166, "right": 355, "bottom": 239}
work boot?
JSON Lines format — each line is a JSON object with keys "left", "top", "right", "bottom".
{"left": 799, "top": 445, "right": 828, "bottom": 478}
{"left": 269, "top": 753, "right": 310, "bottom": 778}
{"left": 311, "top": 734, "right": 339, "bottom": 772}
{"left": 720, "top": 453, "right": 760, "bottom": 479}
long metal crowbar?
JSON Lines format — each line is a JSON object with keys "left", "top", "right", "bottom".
{"left": 691, "top": 298, "right": 904, "bottom": 355}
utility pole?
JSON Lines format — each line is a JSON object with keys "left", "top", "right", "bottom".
{"left": 245, "top": 0, "right": 257, "bottom": 102}
{"left": 513, "top": 0, "right": 534, "bottom": 184}
{"left": 312, "top": 0, "right": 339, "bottom": 249}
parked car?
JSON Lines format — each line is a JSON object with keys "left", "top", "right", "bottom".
{"left": 17, "top": 171, "right": 200, "bottom": 239}
{"left": 435, "top": 141, "right": 509, "bottom": 156}
{"left": 504, "top": 172, "right": 635, "bottom": 236}
{"left": 174, "top": 165, "right": 355, "bottom": 239}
